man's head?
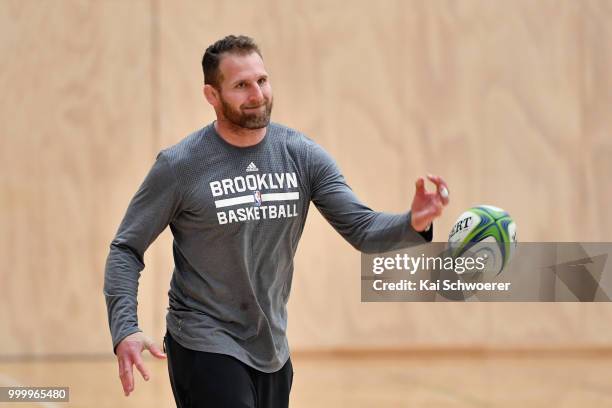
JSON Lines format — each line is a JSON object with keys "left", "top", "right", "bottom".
{"left": 202, "top": 35, "right": 273, "bottom": 129}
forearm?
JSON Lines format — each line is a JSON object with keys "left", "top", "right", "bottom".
{"left": 103, "top": 151, "right": 180, "bottom": 352}
{"left": 341, "top": 210, "right": 432, "bottom": 254}
{"left": 104, "top": 241, "right": 144, "bottom": 352}
{"left": 308, "top": 140, "right": 434, "bottom": 252}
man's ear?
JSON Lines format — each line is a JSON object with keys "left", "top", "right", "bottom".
{"left": 203, "top": 84, "right": 219, "bottom": 107}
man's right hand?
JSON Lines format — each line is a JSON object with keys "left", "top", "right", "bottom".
{"left": 115, "top": 332, "right": 167, "bottom": 396}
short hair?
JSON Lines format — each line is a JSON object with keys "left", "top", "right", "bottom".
{"left": 202, "top": 35, "right": 263, "bottom": 89}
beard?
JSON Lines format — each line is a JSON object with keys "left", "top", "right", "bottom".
{"left": 219, "top": 94, "right": 273, "bottom": 129}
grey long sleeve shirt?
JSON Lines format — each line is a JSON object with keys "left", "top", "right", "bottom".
{"left": 104, "top": 122, "right": 432, "bottom": 372}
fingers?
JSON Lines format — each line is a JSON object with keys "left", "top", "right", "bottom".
{"left": 411, "top": 174, "right": 449, "bottom": 232}
{"left": 119, "top": 352, "right": 151, "bottom": 397}
{"left": 115, "top": 332, "right": 163, "bottom": 397}
{"left": 118, "top": 356, "right": 134, "bottom": 396}
{"left": 415, "top": 177, "right": 426, "bottom": 195}
{"left": 426, "top": 174, "right": 450, "bottom": 206}
{"left": 146, "top": 342, "right": 167, "bottom": 359}
{"left": 133, "top": 354, "right": 151, "bottom": 382}
{"left": 430, "top": 199, "right": 444, "bottom": 217}
{"left": 421, "top": 197, "right": 444, "bottom": 217}
{"left": 411, "top": 200, "right": 443, "bottom": 231}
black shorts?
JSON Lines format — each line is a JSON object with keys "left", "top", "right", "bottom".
{"left": 164, "top": 331, "right": 294, "bottom": 408}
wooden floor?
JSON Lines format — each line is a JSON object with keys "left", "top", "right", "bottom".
{"left": 1, "top": 354, "right": 612, "bottom": 407}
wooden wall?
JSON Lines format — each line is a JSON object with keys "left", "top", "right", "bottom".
{"left": 1, "top": 0, "right": 611, "bottom": 356}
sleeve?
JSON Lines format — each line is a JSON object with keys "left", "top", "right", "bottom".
{"left": 103, "top": 152, "right": 181, "bottom": 353}
{"left": 308, "top": 142, "right": 432, "bottom": 254}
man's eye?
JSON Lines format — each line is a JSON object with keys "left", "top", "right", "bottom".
{"left": 258, "top": 78, "right": 267, "bottom": 85}
{"left": 236, "top": 83, "right": 245, "bottom": 88}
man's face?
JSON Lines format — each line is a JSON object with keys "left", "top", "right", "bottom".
{"left": 215, "top": 51, "right": 273, "bottom": 129}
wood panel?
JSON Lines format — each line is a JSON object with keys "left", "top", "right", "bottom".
{"left": 0, "top": 0, "right": 155, "bottom": 354}
{"left": 580, "top": 0, "right": 612, "bottom": 345}
{"left": 1, "top": 0, "right": 612, "bottom": 355}
{"left": 155, "top": 0, "right": 612, "bottom": 351}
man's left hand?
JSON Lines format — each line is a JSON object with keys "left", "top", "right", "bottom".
{"left": 410, "top": 174, "right": 450, "bottom": 232}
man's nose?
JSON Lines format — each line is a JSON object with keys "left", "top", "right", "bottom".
{"left": 247, "top": 83, "right": 264, "bottom": 104}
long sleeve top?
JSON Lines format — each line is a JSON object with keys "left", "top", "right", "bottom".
{"left": 104, "top": 122, "right": 432, "bottom": 372}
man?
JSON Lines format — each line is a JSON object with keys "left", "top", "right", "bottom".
{"left": 104, "top": 35, "right": 449, "bottom": 407}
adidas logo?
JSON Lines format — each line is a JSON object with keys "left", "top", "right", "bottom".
{"left": 246, "top": 162, "right": 259, "bottom": 172}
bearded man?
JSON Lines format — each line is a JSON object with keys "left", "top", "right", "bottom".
{"left": 104, "top": 34, "right": 449, "bottom": 408}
